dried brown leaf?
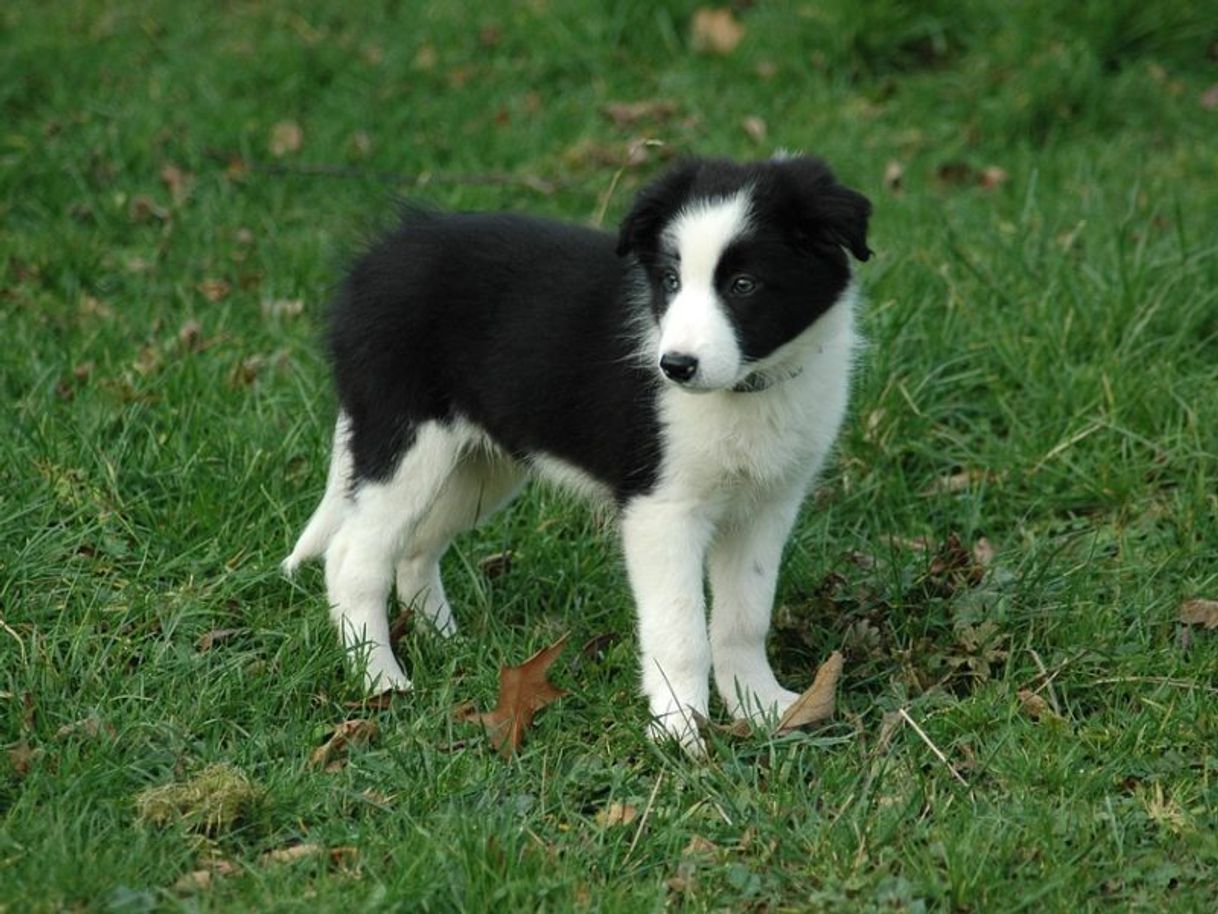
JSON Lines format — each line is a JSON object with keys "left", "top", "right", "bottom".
{"left": 472, "top": 635, "right": 568, "bottom": 756}
{"left": 260, "top": 843, "right": 324, "bottom": 866}
{"left": 178, "top": 319, "right": 204, "bottom": 353}
{"left": 1178, "top": 599, "right": 1218, "bottom": 630}
{"left": 478, "top": 550, "right": 513, "bottom": 579}
{"left": 883, "top": 159, "right": 905, "bottom": 192}
{"left": 691, "top": 7, "right": 745, "bottom": 55}
{"left": 603, "top": 100, "right": 678, "bottom": 128}
{"left": 979, "top": 166, "right": 1009, "bottom": 189}
{"left": 173, "top": 860, "right": 238, "bottom": 892}
{"left": 7, "top": 740, "right": 39, "bottom": 776}
{"left": 308, "top": 719, "right": 379, "bottom": 770}
{"left": 128, "top": 194, "right": 169, "bottom": 223}
{"left": 268, "top": 120, "right": 304, "bottom": 157}
{"left": 160, "top": 163, "right": 193, "bottom": 204}
{"left": 972, "top": 537, "right": 996, "bottom": 567}
{"left": 595, "top": 801, "right": 638, "bottom": 827}
{"left": 196, "top": 628, "right": 243, "bottom": 652}
{"left": 1017, "top": 688, "right": 1058, "bottom": 721}
{"left": 741, "top": 115, "right": 767, "bottom": 144}
{"left": 196, "top": 278, "right": 231, "bottom": 303}
{"left": 1200, "top": 82, "right": 1218, "bottom": 111}
{"left": 775, "top": 651, "right": 844, "bottom": 733}
{"left": 54, "top": 713, "right": 115, "bottom": 740}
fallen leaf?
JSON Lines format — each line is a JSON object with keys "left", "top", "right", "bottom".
{"left": 979, "top": 165, "right": 1009, "bottom": 189}
{"left": 691, "top": 7, "right": 745, "bottom": 55}
{"left": 127, "top": 194, "right": 169, "bottom": 224}
{"left": 308, "top": 719, "right": 379, "bottom": 770}
{"left": 478, "top": 550, "right": 513, "bottom": 579}
{"left": 196, "top": 278, "right": 231, "bottom": 303}
{"left": 260, "top": 843, "right": 324, "bottom": 866}
{"left": 775, "top": 651, "right": 844, "bottom": 733}
{"left": 883, "top": 159, "right": 904, "bottom": 192}
{"left": 160, "top": 164, "right": 193, "bottom": 204}
{"left": 1200, "top": 82, "right": 1218, "bottom": 111}
{"left": 269, "top": 120, "right": 304, "bottom": 157}
{"left": 1178, "top": 599, "right": 1218, "bottom": 630}
{"left": 173, "top": 860, "right": 238, "bottom": 892}
{"left": 741, "top": 115, "right": 767, "bottom": 143}
{"left": 972, "top": 537, "right": 996, "bottom": 567}
{"left": 683, "top": 835, "right": 718, "bottom": 856}
{"left": 470, "top": 635, "right": 568, "bottom": 756}
{"left": 603, "top": 99, "right": 678, "bottom": 128}
{"left": 923, "top": 468, "right": 993, "bottom": 495}
{"left": 1017, "top": 688, "right": 1059, "bottom": 721}
{"left": 178, "top": 319, "right": 204, "bottom": 353}
{"left": 7, "top": 740, "right": 39, "bottom": 776}
{"left": 196, "top": 628, "right": 243, "bottom": 652}
{"left": 595, "top": 801, "right": 638, "bottom": 827}
{"left": 54, "top": 713, "right": 115, "bottom": 740}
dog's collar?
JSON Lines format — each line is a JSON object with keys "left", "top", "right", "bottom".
{"left": 732, "top": 365, "right": 804, "bottom": 394}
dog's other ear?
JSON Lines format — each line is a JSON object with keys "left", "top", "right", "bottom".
{"left": 616, "top": 160, "right": 700, "bottom": 257}
{"left": 779, "top": 156, "right": 873, "bottom": 262}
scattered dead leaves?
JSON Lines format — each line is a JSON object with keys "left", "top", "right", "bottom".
{"left": 691, "top": 7, "right": 745, "bottom": 55}
{"left": 456, "top": 635, "right": 568, "bottom": 757}
{"left": 308, "top": 719, "right": 380, "bottom": 771}
{"left": 1178, "top": 598, "right": 1218, "bottom": 630}
{"left": 775, "top": 651, "right": 844, "bottom": 733}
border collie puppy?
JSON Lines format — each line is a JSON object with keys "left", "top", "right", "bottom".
{"left": 284, "top": 154, "right": 871, "bottom": 752}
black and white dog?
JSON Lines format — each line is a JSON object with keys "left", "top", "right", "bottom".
{"left": 284, "top": 154, "right": 871, "bottom": 751}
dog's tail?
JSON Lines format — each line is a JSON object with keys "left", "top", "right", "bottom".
{"left": 282, "top": 414, "right": 353, "bottom": 576}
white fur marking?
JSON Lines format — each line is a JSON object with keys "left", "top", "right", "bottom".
{"left": 658, "top": 192, "right": 753, "bottom": 391}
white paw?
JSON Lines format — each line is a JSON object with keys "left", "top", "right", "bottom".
{"left": 647, "top": 704, "right": 708, "bottom": 758}
{"left": 362, "top": 658, "right": 412, "bottom": 694}
{"left": 728, "top": 687, "right": 801, "bottom": 725}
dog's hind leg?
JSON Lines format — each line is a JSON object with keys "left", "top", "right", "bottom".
{"left": 324, "top": 421, "right": 465, "bottom": 693}
{"left": 282, "top": 413, "right": 354, "bottom": 576}
{"left": 394, "top": 450, "right": 524, "bottom": 637}
{"left": 708, "top": 494, "right": 802, "bottom": 724}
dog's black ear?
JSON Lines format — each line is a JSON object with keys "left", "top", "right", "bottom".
{"left": 780, "top": 156, "right": 873, "bottom": 262}
{"left": 616, "top": 160, "right": 700, "bottom": 257}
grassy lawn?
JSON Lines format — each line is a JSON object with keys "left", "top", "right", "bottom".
{"left": 3, "top": 1, "right": 1217, "bottom": 910}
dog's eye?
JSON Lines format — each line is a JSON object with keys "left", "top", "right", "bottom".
{"left": 729, "top": 275, "right": 757, "bottom": 296}
{"left": 660, "top": 269, "right": 681, "bottom": 294}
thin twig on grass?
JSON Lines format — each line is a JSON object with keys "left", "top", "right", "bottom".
{"left": 623, "top": 772, "right": 664, "bottom": 865}
{"left": 897, "top": 708, "right": 970, "bottom": 788}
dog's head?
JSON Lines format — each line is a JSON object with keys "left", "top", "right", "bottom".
{"left": 618, "top": 155, "right": 871, "bottom": 391}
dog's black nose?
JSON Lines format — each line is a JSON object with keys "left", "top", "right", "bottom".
{"left": 660, "top": 352, "right": 698, "bottom": 383}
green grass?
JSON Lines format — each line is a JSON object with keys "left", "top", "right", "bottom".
{"left": 3, "top": 0, "right": 1218, "bottom": 910}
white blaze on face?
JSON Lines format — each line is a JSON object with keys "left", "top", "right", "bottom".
{"left": 659, "top": 191, "right": 753, "bottom": 391}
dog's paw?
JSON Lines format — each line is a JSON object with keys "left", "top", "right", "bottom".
{"left": 362, "top": 661, "right": 412, "bottom": 695}
{"left": 647, "top": 706, "right": 708, "bottom": 759}
{"left": 728, "top": 687, "right": 802, "bottom": 726}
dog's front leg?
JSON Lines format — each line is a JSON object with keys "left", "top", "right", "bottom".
{"left": 708, "top": 495, "right": 802, "bottom": 723}
{"left": 620, "top": 497, "right": 717, "bottom": 754}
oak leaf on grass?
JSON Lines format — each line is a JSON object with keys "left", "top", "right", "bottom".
{"left": 775, "top": 651, "right": 844, "bottom": 733}
{"left": 459, "top": 635, "right": 568, "bottom": 757}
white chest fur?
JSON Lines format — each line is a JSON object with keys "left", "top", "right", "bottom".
{"left": 655, "top": 292, "right": 858, "bottom": 500}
